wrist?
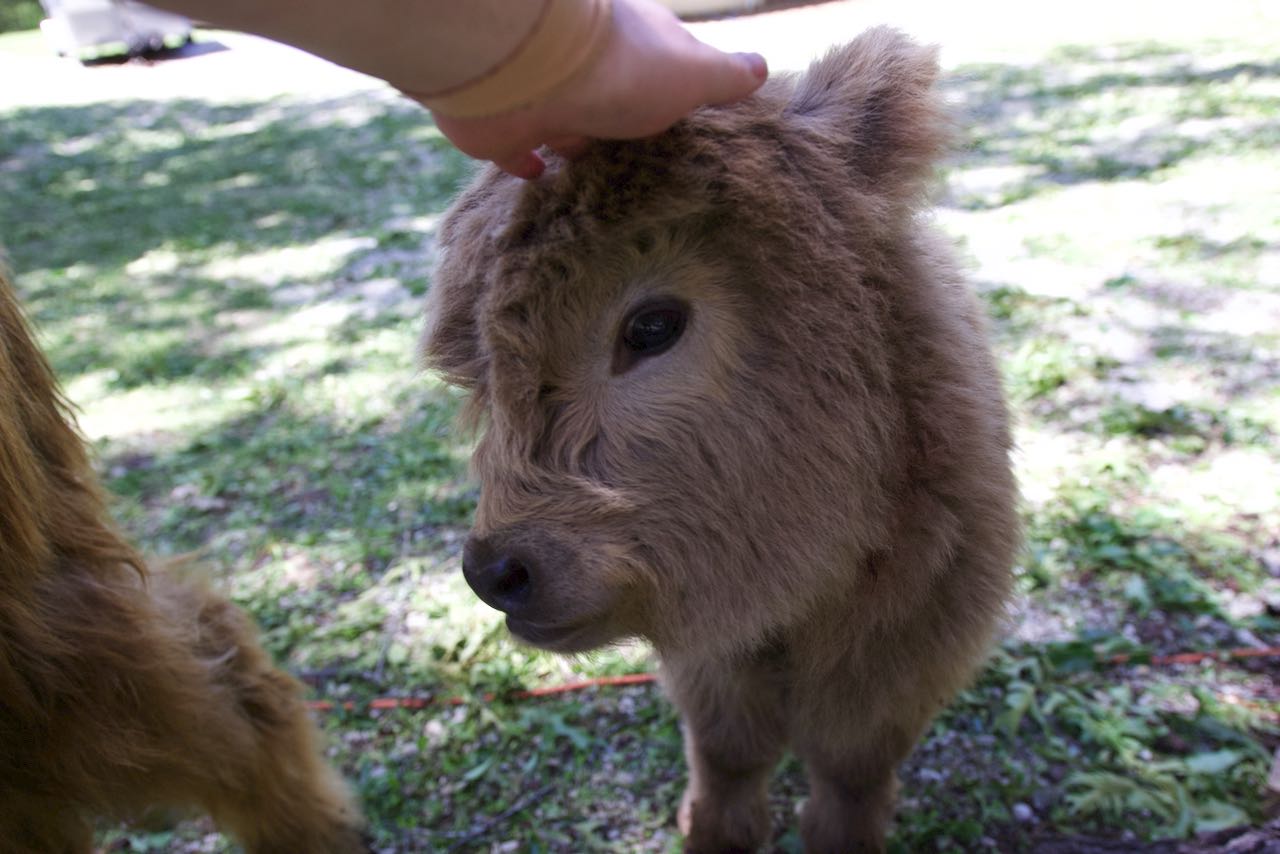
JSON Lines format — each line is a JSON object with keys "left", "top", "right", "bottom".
{"left": 410, "top": 0, "right": 613, "bottom": 119}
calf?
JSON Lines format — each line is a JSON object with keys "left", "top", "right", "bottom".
{"left": 0, "top": 268, "right": 364, "bottom": 851}
{"left": 423, "top": 28, "right": 1019, "bottom": 853}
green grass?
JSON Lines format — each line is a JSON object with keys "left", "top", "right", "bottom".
{"left": 1, "top": 23, "right": 1277, "bottom": 854}
{"left": 0, "top": 0, "right": 40, "bottom": 35}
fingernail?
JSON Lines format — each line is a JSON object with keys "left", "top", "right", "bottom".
{"left": 740, "top": 52, "right": 768, "bottom": 82}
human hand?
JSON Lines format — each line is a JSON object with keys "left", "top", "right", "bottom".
{"left": 423, "top": 0, "right": 768, "bottom": 179}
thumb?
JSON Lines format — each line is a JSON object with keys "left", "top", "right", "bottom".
{"left": 493, "top": 149, "right": 547, "bottom": 180}
{"left": 697, "top": 51, "right": 769, "bottom": 106}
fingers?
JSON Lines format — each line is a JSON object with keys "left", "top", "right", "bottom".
{"left": 698, "top": 50, "right": 769, "bottom": 107}
{"left": 431, "top": 110, "right": 546, "bottom": 179}
{"left": 495, "top": 137, "right": 587, "bottom": 178}
{"left": 546, "top": 135, "right": 591, "bottom": 159}
{"left": 493, "top": 149, "right": 546, "bottom": 180}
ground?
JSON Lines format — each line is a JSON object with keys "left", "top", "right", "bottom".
{"left": 0, "top": 1, "right": 1277, "bottom": 851}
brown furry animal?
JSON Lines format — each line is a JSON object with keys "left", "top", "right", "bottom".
{"left": 0, "top": 268, "right": 364, "bottom": 851}
{"left": 423, "top": 28, "right": 1019, "bottom": 854}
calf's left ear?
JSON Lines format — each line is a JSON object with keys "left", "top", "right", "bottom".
{"left": 786, "top": 27, "right": 949, "bottom": 204}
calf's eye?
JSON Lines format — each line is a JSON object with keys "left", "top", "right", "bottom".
{"left": 614, "top": 298, "right": 688, "bottom": 374}
{"left": 623, "top": 299, "right": 686, "bottom": 354}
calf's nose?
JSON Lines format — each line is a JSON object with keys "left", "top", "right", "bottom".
{"left": 462, "top": 536, "right": 535, "bottom": 615}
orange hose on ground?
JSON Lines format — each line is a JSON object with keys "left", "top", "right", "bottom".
{"left": 305, "top": 672, "right": 657, "bottom": 713}
{"left": 304, "top": 646, "right": 1280, "bottom": 715}
{"left": 1108, "top": 645, "right": 1280, "bottom": 667}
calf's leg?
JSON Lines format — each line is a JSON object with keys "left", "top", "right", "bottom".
{"left": 790, "top": 706, "right": 925, "bottom": 854}
{"left": 664, "top": 653, "right": 787, "bottom": 853}
{"left": 796, "top": 751, "right": 898, "bottom": 854}
{"left": 137, "top": 572, "right": 367, "bottom": 853}
{"left": 0, "top": 797, "right": 93, "bottom": 854}
{"left": 6, "top": 568, "right": 365, "bottom": 853}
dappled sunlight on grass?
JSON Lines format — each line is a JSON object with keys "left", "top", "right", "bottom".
{"left": 925, "top": 35, "right": 1278, "bottom": 850}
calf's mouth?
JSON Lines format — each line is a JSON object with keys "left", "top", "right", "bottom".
{"left": 462, "top": 528, "right": 625, "bottom": 653}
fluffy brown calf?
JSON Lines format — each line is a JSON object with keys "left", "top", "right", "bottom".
{"left": 423, "top": 28, "right": 1019, "bottom": 853}
{"left": 0, "top": 269, "right": 364, "bottom": 851}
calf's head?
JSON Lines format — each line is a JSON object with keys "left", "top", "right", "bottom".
{"left": 422, "top": 29, "right": 950, "bottom": 656}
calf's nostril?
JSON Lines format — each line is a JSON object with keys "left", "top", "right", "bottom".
{"left": 493, "top": 558, "right": 531, "bottom": 603}
{"left": 464, "top": 551, "right": 535, "bottom": 614}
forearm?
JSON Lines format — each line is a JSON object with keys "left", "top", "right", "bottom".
{"left": 147, "top": 0, "right": 546, "bottom": 99}
{"left": 147, "top": 0, "right": 766, "bottom": 180}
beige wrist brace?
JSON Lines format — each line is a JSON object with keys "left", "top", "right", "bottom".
{"left": 413, "top": 0, "right": 613, "bottom": 118}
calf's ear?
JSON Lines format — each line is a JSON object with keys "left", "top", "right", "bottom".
{"left": 420, "top": 179, "right": 504, "bottom": 389}
{"left": 420, "top": 275, "right": 481, "bottom": 388}
{"left": 787, "top": 27, "right": 949, "bottom": 202}
{"left": 420, "top": 222, "right": 487, "bottom": 390}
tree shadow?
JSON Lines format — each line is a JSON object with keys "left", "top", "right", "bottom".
{"left": 100, "top": 381, "right": 473, "bottom": 567}
{"left": 940, "top": 44, "right": 1280, "bottom": 210}
{"left": 0, "top": 91, "right": 468, "bottom": 273}
{"left": 1, "top": 91, "right": 471, "bottom": 385}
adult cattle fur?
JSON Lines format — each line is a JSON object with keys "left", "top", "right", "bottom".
{"left": 0, "top": 269, "right": 364, "bottom": 850}
{"left": 424, "top": 28, "right": 1020, "bottom": 853}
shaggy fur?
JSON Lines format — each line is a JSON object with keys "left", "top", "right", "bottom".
{"left": 0, "top": 269, "right": 364, "bottom": 851}
{"left": 423, "top": 29, "right": 1020, "bottom": 853}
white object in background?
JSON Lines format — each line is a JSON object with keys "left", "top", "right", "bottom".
{"left": 38, "top": 0, "right": 192, "bottom": 59}
{"left": 661, "top": 0, "right": 766, "bottom": 17}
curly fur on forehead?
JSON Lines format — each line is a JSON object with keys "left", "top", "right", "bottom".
{"left": 425, "top": 28, "right": 952, "bottom": 426}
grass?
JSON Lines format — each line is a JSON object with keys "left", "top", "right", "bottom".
{"left": 0, "top": 0, "right": 39, "bottom": 35}
{"left": 1, "top": 18, "right": 1277, "bottom": 854}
